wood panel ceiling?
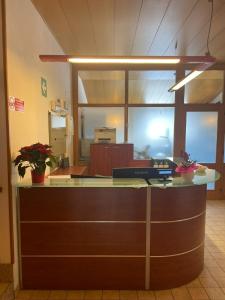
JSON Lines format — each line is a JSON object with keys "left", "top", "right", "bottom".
{"left": 31, "top": 0, "right": 225, "bottom": 104}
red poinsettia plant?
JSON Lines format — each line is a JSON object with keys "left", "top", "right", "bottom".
{"left": 14, "top": 143, "right": 56, "bottom": 177}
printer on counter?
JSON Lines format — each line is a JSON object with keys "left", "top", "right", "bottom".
{"left": 94, "top": 127, "right": 116, "bottom": 143}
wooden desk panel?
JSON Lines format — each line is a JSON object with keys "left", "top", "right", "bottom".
{"left": 151, "top": 185, "right": 206, "bottom": 221}
{"left": 150, "top": 245, "right": 204, "bottom": 290}
{"left": 150, "top": 213, "right": 205, "bottom": 256}
{"left": 19, "top": 187, "right": 147, "bottom": 221}
{"left": 18, "top": 183, "right": 208, "bottom": 290}
{"left": 21, "top": 223, "right": 146, "bottom": 255}
{"left": 22, "top": 257, "right": 145, "bottom": 289}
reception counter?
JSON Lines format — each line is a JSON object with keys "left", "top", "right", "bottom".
{"left": 17, "top": 169, "right": 219, "bottom": 290}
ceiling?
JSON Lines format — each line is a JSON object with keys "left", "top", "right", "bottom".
{"left": 31, "top": 0, "right": 225, "bottom": 104}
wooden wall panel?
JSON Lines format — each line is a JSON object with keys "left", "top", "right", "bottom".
{"left": 19, "top": 187, "right": 146, "bottom": 221}
{"left": 22, "top": 257, "right": 145, "bottom": 289}
{"left": 20, "top": 223, "right": 146, "bottom": 255}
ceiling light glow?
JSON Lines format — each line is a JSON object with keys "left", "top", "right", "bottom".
{"left": 169, "top": 70, "right": 203, "bottom": 91}
{"left": 67, "top": 57, "right": 180, "bottom": 64}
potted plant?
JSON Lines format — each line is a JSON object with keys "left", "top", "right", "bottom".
{"left": 14, "top": 143, "right": 56, "bottom": 183}
{"left": 175, "top": 151, "right": 198, "bottom": 181}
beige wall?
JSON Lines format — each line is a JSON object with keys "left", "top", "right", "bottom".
{"left": 5, "top": 0, "right": 72, "bottom": 287}
{"left": 6, "top": 0, "right": 71, "bottom": 156}
{"left": 0, "top": 0, "right": 11, "bottom": 265}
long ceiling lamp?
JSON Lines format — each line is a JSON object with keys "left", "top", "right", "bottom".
{"left": 39, "top": 55, "right": 180, "bottom": 64}
{"left": 168, "top": 56, "right": 216, "bottom": 92}
{"left": 39, "top": 55, "right": 216, "bottom": 92}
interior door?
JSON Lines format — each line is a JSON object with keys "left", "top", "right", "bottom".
{"left": 49, "top": 113, "right": 67, "bottom": 157}
{"left": 185, "top": 111, "right": 221, "bottom": 198}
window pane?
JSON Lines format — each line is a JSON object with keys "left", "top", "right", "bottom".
{"left": 128, "top": 107, "right": 174, "bottom": 158}
{"left": 78, "top": 71, "right": 125, "bottom": 104}
{"left": 79, "top": 107, "right": 124, "bottom": 160}
{"left": 128, "top": 71, "right": 175, "bottom": 104}
{"left": 184, "top": 71, "right": 224, "bottom": 104}
{"left": 185, "top": 112, "right": 218, "bottom": 163}
{"left": 207, "top": 182, "right": 215, "bottom": 190}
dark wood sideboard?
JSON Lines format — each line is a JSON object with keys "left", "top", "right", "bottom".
{"left": 89, "top": 143, "right": 133, "bottom": 176}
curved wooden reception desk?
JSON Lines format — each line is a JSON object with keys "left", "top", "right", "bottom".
{"left": 17, "top": 169, "right": 219, "bottom": 290}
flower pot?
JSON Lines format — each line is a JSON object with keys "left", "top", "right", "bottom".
{"left": 31, "top": 170, "right": 45, "bottom": 184}
{"left": 181, "top": 171, "right": 194, "bottom": 182}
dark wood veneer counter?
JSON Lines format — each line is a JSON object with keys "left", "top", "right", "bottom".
{"left": 17, "top": 170, "right": 219, "bottom": 290}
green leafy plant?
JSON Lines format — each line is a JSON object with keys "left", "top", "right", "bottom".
{"left": 14, "top": 143, "right": 56, "bottom": 177}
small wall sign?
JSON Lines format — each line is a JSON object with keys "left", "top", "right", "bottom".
{"left": 8, "top": 96, "right": 24, "bottom": 112}
{"left": 8, "top": 96, "right": 15, "bottom": 111}
{"left": 41, "top": 77, "right": 47, "bottom": 97}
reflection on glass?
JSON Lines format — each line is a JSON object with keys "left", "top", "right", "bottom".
{"left": 128, "top": 71, "right": 175, "bottom": 104}
{"left": 184, "top": 70, "right": 224, "bottom": 104}
{"left": 78, "top": 107, "right": 124, "bottom": 160}
{"left": 78, "top": 71, "right": 125, "bottom": 104}
{"left": 185, "top": 112, "right": 218, "bottom": 163}
{"left": 128, "top": 107, "right": 174, "bottom": 158}
{"left": 207, "top": 182, "right": 215, "bottom": 190}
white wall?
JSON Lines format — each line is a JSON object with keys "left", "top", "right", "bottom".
{"left": 5, "top": 0, "right": 72, "bottom": 287}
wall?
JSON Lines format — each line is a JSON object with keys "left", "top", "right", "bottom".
{"left": 0, "top": 0, "right": 11, "bottom": 267}
{"left": 5, "top": 0, "right": 72, "bottom": 287}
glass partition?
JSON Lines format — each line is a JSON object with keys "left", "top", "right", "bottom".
{"left": 78, "top": 71, "right": 125, "bottom": 104}
{"left": 128, "top": 71, "right": 175, "bottom": 104}
{"left": 78, "top": 107, "right": 124, "bottom": 160}
{"left": 184, "top": 70, "right": 224, "bottom": 104}
{"left": 185, "top": 112, "right": 218, "bottom": 163}
{"left": 128, "top": 107, "right": 174, "bottom": 159}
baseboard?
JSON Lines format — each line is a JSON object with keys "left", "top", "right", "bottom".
{"left": 0, "top": 265, "right": 13, "bottom": 282}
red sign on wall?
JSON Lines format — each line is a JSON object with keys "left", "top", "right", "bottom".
{"left": 15, "top": 98, "right": 24, "bottom": 112}
{"left": 8, "top": 96, "right": 24, "bottom": 112}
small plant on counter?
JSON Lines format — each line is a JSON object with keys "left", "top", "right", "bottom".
{"left": 14, "top": 143, "right": 56, "bottom": 178}
{"left": 175, "top": 150, "right": 198, "bottom": 173}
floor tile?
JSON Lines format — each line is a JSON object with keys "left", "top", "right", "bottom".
{"left": 154, "top": 290, "right": 173, "bottom": 300}
{"left": 66, "top": 290, "right": 84, "bottom": 300}
{"left": 187, "top": 288, "right": 209, "bottom": 299}
{"left": 30, "top": 290, "right": 50, "bottom": 300}
{"left": 102, "top": 290, "right": 119, "bottom": 300}
{"left": 186, "top": 279, "right": 202, "bottom": 288}
{"left": 119, "top": 290, "right": 138, "bottom": 300}
{"left": 199, "top": 276, "right": 219, "bottom": 288}
{"left": 204, "top": 287, "right": 225, "bottom": 299}
{"left": 172, "top": 287, "right": 192, "bottom": 300}
{"left": 49, "top": 290, "right": 67, "bottom": 300}
{"left": 83, "top": 290, "right": 102, "bottom": 300}
{"left": 15, "top": 290, "right": 33, "bottom": 300}
{"left": 138, "top": 290, "right": 156, "bottom": 300}
{"left": 214, "top": 278, "right": 225, "bottom": 288}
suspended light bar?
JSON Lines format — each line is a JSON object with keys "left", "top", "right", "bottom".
{"left": 67, "top": 57, "right": 180, "bottom": 64}
{"left": 169, "top": 70, "right": 203, "bottom": 92}
{"left": 39, "top": 55, "right": 216, "bottom": 92}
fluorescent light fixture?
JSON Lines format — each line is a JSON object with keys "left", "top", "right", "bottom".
{"left": 67, "top": 57, "right": 180, "bottom": 64}
{"left": 39, "top": 55, "right": 216, "bottom": 92}
{"left": 169, "top": 70, "right": 203, "bottom": 92}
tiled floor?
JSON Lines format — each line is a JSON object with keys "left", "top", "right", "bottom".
{"left": 15, "top": 200, "right": 225, "bottom": 300}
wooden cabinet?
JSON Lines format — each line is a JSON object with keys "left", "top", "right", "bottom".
{"left": 90, "top": 143, "right": 133, "bottom": 176}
